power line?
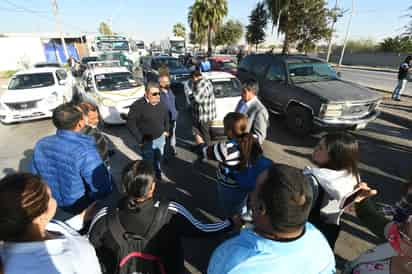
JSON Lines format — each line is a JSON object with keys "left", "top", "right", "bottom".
{"left": 3, "top": 0, "right": 49, "bottom": 14}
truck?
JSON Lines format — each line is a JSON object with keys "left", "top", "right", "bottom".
{"left": 161, "top": 36, "right": 186, "bottom": 58}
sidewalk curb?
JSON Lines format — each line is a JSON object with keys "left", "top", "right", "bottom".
{"left": 379, "top": 111, "right": 411, "bottom": 128}
{"left": 331, "top": 64, "right": 397, "bottom": 74}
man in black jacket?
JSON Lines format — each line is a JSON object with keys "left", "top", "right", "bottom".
{"left": 88, "top": 160, "right": 237, "bottom": 274}
{"left": 127, "top": 82, "right": 169, "bottom": 181}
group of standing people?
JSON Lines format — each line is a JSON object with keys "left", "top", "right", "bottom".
{"left": 1, "top": 65, "right": 412, "bottom": 274}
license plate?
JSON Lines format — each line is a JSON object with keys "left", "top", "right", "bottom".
{"left": 355, "top": 122, "right": 367, "bottom": 130}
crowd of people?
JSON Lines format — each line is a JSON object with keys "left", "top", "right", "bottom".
{"left": 0, "top": 68, "right": 411, "bottom": 274}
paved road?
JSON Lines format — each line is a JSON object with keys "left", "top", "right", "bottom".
{"left": 339, "top": 67, "right": 412, "bottom": 96}
{"left": 1, "top": 98, "right": 411, "bottom": 273}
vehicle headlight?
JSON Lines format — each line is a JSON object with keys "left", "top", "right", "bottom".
{"left": 320, "top": 103, "right": 343, "bottom": 118}
{"left": 101, "top": 98, "right": 117, "bottom": 107}
{"left": 46, "top": 92, "right": 59, "bottom": 105}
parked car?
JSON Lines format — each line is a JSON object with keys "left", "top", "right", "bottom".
{"left": 142, "top": 56, "right": 192, "bottom": 85}
{"left": 209, "top": 56, "right": 238, "bottom": 76}
{"left": 77, "top": 61, "right": 144, "bottom": 124}
{"left": 0, "top": 67, "right": 75, "bottom": 124}
{"left": 238, "top": 54, "right": 382, "bottom": 135}
{"left": 184, "top": 71, "right": 241, "bottom": 138}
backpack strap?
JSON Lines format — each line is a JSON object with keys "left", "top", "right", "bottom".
{"left": 144, "top": 199, "right": 169, "bottom": 241}
{"left": 107, "top": 208, "right": 133, "bottom": 247}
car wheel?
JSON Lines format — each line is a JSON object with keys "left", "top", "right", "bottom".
{"left": 286, "top": 106, "right": 313, "bottom": 136}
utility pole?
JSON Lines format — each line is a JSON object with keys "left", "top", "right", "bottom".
{"left": 51, "top": 0, "right": 69, "bottom": 63}
{"left": 338, "top": 0, "right": 355, "bottom": 67}
{"left": 326, "top": 0, "right": 339, "bottom": 63}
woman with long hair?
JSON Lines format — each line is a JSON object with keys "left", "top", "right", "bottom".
{"left": 196, "top": 112, "right": 272, "bottom": 217}
{"left": 0, "top": 173, "right": 101, "bottom": 274}
{"left": 304, "top": 132, "right": 360, "bottom": 249}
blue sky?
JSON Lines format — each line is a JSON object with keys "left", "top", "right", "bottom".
{"left": 0, "top": 0, "right": 410, "bottom": 44}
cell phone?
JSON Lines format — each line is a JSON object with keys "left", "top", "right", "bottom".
{"left": 339, "top": 188, "right": 363, "bottom": 209}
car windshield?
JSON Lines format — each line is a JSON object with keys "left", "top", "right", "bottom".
{"left": 211, "top": 78, "right": 240, "bottom": 98}
{"left": 222, "top": 61, "right": 237, "bottom": 69}
{"left": 95, "top": 72, "right": 138, "bottom": 91}
{"left": 288, "top": 62, "right": 338, "bottom": 83}
{"left": 97, "top": 41, "right": 129, "bottom": 51}
{"left": 152, "top": 59, "right": 184, "bottom": 70}
{"left": 8, "top": 73, "right": 55, "bottom": 90}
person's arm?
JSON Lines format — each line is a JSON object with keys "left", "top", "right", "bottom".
{"left": 355, "top": 198, "right": 390, "bottom": 239}
{"left": 126, "top": 103, "right": 143, "bottom": 143}
{"left": 191, "top": 80, "right": 207, "bottom": 104}
{"left": 251, "top": 108, "right": 269, "bottom": 144}
{"left": 167, "top": 201, "right": 234, "bottom": 237}
{"left": 80, "top": 149, "right": 113, "bottom": 200}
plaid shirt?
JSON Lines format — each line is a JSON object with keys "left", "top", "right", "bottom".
{"left": 191, "top": 78, "right": 217, "bottom": 123}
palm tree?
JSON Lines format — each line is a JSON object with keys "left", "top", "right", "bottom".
{"left": 188, "top": 0, "right": 228, "bottom": 56}
{"left": 265, "top": 0, "right": 290, "bottom": 53}
{"left": 173, "top": 23, "right": 186, "bottom": 38}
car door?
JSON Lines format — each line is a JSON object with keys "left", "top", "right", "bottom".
{"left": 259, "top": 62, "right": 289, "bottom": 112}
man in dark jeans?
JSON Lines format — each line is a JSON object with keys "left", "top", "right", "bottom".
{"left": 190, "top": 70, "right": 216, "bottom": 145}
{"left": 127, "top": 81, "right": 170, "bottom": 182}
{"left": 159, "top": 73, "right": 178, "bottom": 161}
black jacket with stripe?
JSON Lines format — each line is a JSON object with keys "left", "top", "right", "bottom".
{"left": 88, "top": 197, "right": 233, "bottom": 274}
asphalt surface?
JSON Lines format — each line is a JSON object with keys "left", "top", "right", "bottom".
{"left": 0, "top": 69, "right": 411, "bottom": 273}
{"left": 339, "top": 67, "right": 412, "bottom": 96}
{"left": 0, "top": 100, "right": 411, "bottom": 273}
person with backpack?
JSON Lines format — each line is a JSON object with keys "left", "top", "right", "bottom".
{"left": 195, "top": 112, "right": 273, "bottom": 217}
{"left": 303, "top": 132, "right": 360, "bottom": 249}
{"left": 88, "top": 160, "right": 238, "bottom": 274}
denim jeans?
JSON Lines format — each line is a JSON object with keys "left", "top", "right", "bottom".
{"left": 393, "top": 79, "right": 408, "bottom": 99}
{"left": 165, "top": 121, "right": 176, "bottom": 160}
{"left": 142, "top": 135, "right": 165, "bottom": 177}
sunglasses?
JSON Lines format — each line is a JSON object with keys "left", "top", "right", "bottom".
{"left": 150, "top": 92, "right": 160, "bottom": 96}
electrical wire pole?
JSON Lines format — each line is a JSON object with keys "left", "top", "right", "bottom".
{"left": 338, "top": 0, "right": 355, "bottom": 67}
{"left": 326, "top": 0, "right": 339, "bottom": 63}
{"left": 51, "top": 0, "right": 69, "bottom": 63}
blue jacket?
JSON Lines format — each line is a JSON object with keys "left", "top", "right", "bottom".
{"left": 31, "top": 130, "right": 113, "bottom": 207}
{"left": 160, "top": 89, "right": 178, "bottom": 121}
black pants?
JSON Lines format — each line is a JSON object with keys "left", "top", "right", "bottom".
{"left": 192, "top": 120, "right": 211, "bottom": 144}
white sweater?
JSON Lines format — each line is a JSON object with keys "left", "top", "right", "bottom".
{"left": 304, "top": 166, "right": 358, "bottom": 225}
{"left": 0, "top": 219, "right": 101, "bottom": 274}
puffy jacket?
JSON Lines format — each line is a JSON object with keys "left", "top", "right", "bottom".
{"left": 31, "top": 130, "right": 113, "bottom": 207}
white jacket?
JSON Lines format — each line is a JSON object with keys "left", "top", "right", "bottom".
{"left": 0, "top": 219, "right": 101, "bottom": 274}
{"left": 304, "top": 166, "right": 358, "bottom": 225}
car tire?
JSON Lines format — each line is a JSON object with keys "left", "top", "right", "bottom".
{"left": 286, "top": 105, "right": 313, "bottom": 136}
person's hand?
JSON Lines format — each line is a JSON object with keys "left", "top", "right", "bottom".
{"left": 79, "top": 202, "right": 98, "bottom": 223}
{"left": 163, "top": 131, "right": 169, "bottom": 137}
{"left": 355, "top": 182, "right": 378, "bottom": 203}
{"left": 230, "top": 215, "right": 244, "bottom": 231}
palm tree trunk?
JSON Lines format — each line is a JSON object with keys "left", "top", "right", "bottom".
{"left": 207, "top": 25, "right": 212, "bottom": 57}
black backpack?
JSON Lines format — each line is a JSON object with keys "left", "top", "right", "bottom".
{"left": 107, "top": 200, "right": 169, "bottom": 274}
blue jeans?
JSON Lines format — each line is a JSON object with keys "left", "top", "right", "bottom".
{"left": 393, "top": 79, "right": 408, "bottom": 99}
{"left": 141, "top": 135, "right": 165, "bottom": 177}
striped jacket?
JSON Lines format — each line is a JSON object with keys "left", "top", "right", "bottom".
{"left": 88, "top": 198, "right": 233, "bottom": 274}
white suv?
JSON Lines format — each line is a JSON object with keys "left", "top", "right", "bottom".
{"left": 77, "top": 62, "right": 145, "bottom": 124}
{"left": 0, "top": 67, "right": 74, "bottom": 124}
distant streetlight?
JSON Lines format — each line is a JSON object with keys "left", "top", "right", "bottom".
{"left": 326, "top": 0, "right": 340, "bottom": 63}
{"left": 51, "top": 0, "right": 69, "bottom": 62}
{"left": 338, "top": 0, "right": 355, "bottom": 67}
